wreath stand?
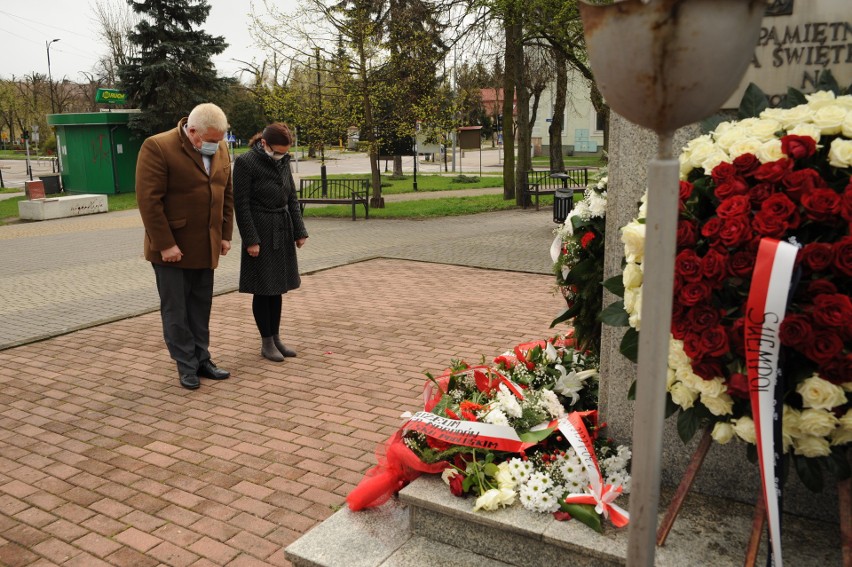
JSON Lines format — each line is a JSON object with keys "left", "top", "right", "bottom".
{"left": 655, "top": 427, "right": 852, "bottom": 567}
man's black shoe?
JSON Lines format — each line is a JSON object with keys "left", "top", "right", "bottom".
{"left": 198, "top": 360, "right": 230, "bottom": 380}
{"left": 180, "top": 374, "right": 200, "bottom": 390}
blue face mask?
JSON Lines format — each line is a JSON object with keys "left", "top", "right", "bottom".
{"left": 199, "top": 141, "right": 219, "bottom": 156}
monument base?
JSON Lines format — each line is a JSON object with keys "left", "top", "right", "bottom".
{"left": 18, "top": 194, "right": 108, "bottom": 221}
{"left": 284, "top": 475, "right": 841, "bottom": 567}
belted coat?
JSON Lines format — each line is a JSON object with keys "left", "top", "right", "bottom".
{"left": 135, "top": 117, "right": 234, "bottom": 269}
{"left": 233, "top": 145, "right": 308, "bottom": 295}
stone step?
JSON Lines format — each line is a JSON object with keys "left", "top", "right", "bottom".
{"left": 285, "top": 475, "right": 842, "bottom": 567}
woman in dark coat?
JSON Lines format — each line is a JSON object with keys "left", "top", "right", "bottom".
{"left": 233, "top": 123, "right": 308, "bottom": 361}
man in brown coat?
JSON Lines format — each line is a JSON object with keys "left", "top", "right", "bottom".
{"left": 136, "top": 103, "right": 235, "bottom": 390}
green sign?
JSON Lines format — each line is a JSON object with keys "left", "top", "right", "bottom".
{"left": 95, "top": 88, "right": 128, "bottom": 105}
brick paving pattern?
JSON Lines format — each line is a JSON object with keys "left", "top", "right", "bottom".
{"left": 0, "top": 259, "right": 559, "bottom": 566}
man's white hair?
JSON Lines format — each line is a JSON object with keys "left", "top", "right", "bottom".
{"left": 187, "top": 103, "right": 228, "bottom": 133}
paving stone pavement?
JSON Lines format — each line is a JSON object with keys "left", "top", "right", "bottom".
{"left": 0, "top": 199, "right": 565, "bottom": 565}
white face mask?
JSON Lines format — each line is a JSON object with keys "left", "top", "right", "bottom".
{"left": 263, "top": 142, "right": 287, "bottom": 160}
{"left": 199, "top": 141, "right": 219, "bottom": 156}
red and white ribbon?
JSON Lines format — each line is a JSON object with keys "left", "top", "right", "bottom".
{"left": 745, "top": 238, "right": 798, "bottom": 567}
{"left": 554, "top": 413, "right": 629, "bottom": 527}
{"left": 403, "top": 411, "right": 535, "bottom": 453}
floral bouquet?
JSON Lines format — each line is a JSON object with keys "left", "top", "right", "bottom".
{"left": 550, "top": 172, "right": 609, "bottom": 357}
{"left": 612, "top": 83, "right": 851, "bottom": 490}
{"left": 347, "top": 335, "right": 631, "bottom": 532}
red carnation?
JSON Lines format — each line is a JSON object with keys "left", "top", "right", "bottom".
{"left": 449, "top": 472, "right": 465, "bottom": 496}
{"left": 801, "top": 188, "right": 841, "bottom": 222}
{"left": 733, "top": 153, "right": 760, "bottom": 176}
{"left": 675, "top": 249, "right": 703, "bottom": 283}
{"left": 811, "top": 293, "right": 852, "bottom": 329}
{"left": 834, "top": 237, "right": 852, "bottom": 277}
{"left": 778, "top": 313, "right": 813, "bottom": 348}
{"left": 580, "top": 230, "right": 596, "bottom": 249}
{"left": 727, "top": 372, "right": 750, "bottom": 399}
{"left": 780, "top": 134, "right": 817, "bottom": 160}
{"left": 753, "top": 158, "right": 794, "bottom": 183}
{"left": 799, "top": 242, "right": 834, "bottom": 273}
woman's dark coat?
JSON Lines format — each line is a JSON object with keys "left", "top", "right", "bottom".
{"left": 233, "top": 146, "right": 308, "bottom": 295}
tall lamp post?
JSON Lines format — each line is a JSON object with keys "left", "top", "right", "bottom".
{"left": 46, "top": 38, "right": 60, "bottom": 114}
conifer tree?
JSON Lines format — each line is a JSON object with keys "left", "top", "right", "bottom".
{"left": 119, "top": 0, "right": 228, "bottom": 136}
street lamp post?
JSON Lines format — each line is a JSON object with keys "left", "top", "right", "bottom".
{"left": 46, "top": 38, "right": 60, "bottom": 114}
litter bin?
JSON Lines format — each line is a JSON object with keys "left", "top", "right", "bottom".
{"left": 553, "top": 188, "right": 573, "bottom": 224}
{"left": 39, "top": 173, "right": 62, "bottom": 195}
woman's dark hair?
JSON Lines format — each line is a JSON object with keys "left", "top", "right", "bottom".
{"left": 248, "top": 122, "right": 294, "bottom": 147}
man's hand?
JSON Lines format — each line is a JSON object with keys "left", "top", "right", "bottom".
{"left": 247, "top": 244, "right": 260, "bottom": 257}
{"left": 221, "top": 240, "right": 231, "bottom": 256}
{"left": 296, "top": 238, "right": 307, "bottom": 249}
{"left": 161, "top": 245, "right": 183, "bottom": 263}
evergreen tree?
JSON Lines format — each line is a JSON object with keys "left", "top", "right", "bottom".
{"left": 119, "top": 0, "right": 228, "bottom": 136}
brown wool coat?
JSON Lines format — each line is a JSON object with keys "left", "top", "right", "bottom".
{"left": 136, "top": 117, "right": 234, "bottom": 269}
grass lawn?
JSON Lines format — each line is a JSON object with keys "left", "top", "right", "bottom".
{"left": 301, "top": 193, "right": 548, "bottom": 219}
{"left": 300, "top": 173, "right": 502, "bottom": 195}
{"left": 531, "top": 155, "right": 606, "bottom": 169}
{"left": 0, "top": 192, "right": 140, "bottom": 226}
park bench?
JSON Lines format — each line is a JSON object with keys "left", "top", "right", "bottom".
{"left": 524, "top": 167, "right": 590, "bottom": 211}
{"left": 298, "top": 177, "right": 370, "bottom": 221}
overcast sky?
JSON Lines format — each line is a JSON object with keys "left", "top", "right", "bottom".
{"left": 0, "top": 0, "right": 295, "bottom": 82}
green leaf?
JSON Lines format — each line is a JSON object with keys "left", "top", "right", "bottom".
{"left": 794, "top": 455, "right": 823, "bottom": 492}
{"left": 550, "top": 304, "right": 580, "bottom": 328}
{"left": 627, "top": 380, "right": 637, "bottom": 400}
{"left": 519, "top": 426, "right": 556, "bottom": 444}
{"left": 561, "top": 503, "right": 603, "bottom": 533}
{"left": 676, "top": 408, "right": 702, "bottom": 443}
{"left": 700, "top": 114, "right": 725, "bottom": 135}
{"left": 664, "top": 395, "right": 679, "bottom": 418}
{"left": 599, "top": 301, "right": 629, "bottom": 327}
{"left": 483, "top": 463, "right": 499, "bottom": 477}
{"left": 784, "top": 87, "right": 807, "bottom": 108}
{"left": 827, "top": 450, "right": 851, "bottom": 480}
{"left": 815, "top": 69, "right": 839, "bottom": 94}
{"left": 602, "top": 275, "right": 625, "bottom": 298}
{"left": 619, "top": 328, "right": 639, "bottom": 363}
{"left": 738, "top": 83, "right": 768, "bottom": 119}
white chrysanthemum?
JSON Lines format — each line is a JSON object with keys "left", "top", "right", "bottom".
{"left": 482, "top": 407, "right": 509, "bottom": 426}
{"left": 605, "top": 471, "right": 631, "bottom": 494}
{"left": 538, "top": 389, "right": 566, "bottom": 418}
{"left": 507, "top": 457, "right": 533, "bottom": 483}
{"left": 496, "top": 384, "right": 523, "bottom": 418}
{"left": 587, "top": 192, "right": 607, "bottom": 218}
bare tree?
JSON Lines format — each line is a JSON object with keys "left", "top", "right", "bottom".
{"left": 91, "top": 0, "right": 139, "bottom": 85}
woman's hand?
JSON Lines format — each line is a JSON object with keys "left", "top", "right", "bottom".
{"left": 247, "top": 244, "right": 260, "bottom": 257}
{"left": 296, "top": 238, "right": 307, "bottom": 249}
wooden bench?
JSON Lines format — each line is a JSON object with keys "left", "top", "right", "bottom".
{"left": 298, "top": 178, "right": 370, "bottom": 221}
{"left": 524, "top": 167, "right": 590, "bottom": 211}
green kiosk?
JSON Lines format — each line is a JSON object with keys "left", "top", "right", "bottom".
{"left": 46, "top": 89, "right": 142, "bottom": 195}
